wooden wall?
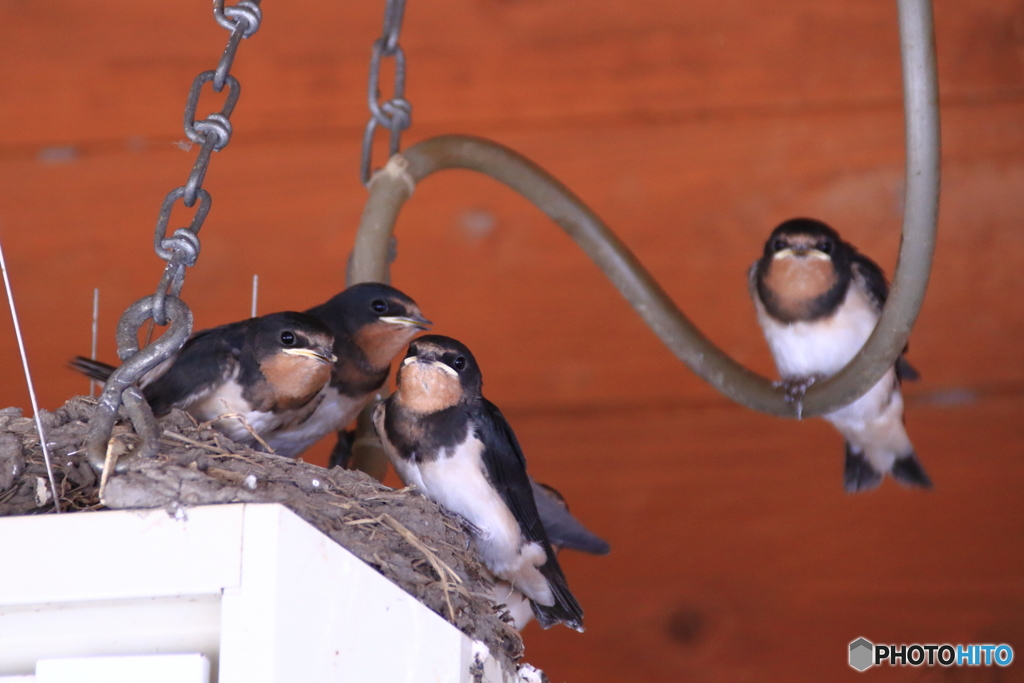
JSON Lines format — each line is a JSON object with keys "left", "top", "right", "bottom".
{"left": 1, "top": 1, "right": 1022, "bottom": 680}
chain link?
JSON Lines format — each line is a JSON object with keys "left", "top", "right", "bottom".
{"left": 86, "top": 0, "right": 263, "bottom": 472}
{"left": 213, "top": 0, "right": 262, "bottom": 89}
{"left": 361, "top": 0, "right": 413, "bottom": 186}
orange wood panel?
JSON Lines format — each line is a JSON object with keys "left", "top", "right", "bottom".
{"left": 1, "top": 103, "right": 1022, "bottom": 412}
{"left": 1, "top": 1, "right": 1022, "bottom": 681}
{"left": 1, "top": 1, "right": 1022, "bottom": 148}
{"left": 513, "top": 396, "right": 1024, "bottom": 681}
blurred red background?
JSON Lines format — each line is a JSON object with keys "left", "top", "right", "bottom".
{"left": 1, "top": 1, "right": 1022, "bottom": 680}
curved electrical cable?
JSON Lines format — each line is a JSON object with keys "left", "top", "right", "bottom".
{"left": 348, "top": 0, "right": 939, "bottom": 419}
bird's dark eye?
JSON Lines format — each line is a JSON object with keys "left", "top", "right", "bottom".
{"left": 452, "top": 356, "right": 467, "bottom": 371}
{"left": 280, "top": 331, "right": 296, "bottom": 346}
{"left": 370, "top": 299, "right": 388, "bottom": 314}
{"left": 819, "top": 240, "right": 834, "bottom": 254}
{"left": 772, "top": 238, "right": 787, "bottom": 252}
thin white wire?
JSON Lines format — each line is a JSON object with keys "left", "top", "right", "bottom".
{"left": 90, "top": 287, "right": 99, "bottom": 397}
{"left": 251, "top": 274, "right": 259, "bottom": 318}
{"left": 0, "top": 238, "right": 60, "bottom": 512}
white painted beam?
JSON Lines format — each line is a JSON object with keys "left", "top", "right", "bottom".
{"left": 0, "top": 504, "right": 515, "bottom": 683}
{"left": 36, "top": 654, "right": 210, "bottom": 683}
{"left": 0, "top": 506, "right": 244, "bottom": 606}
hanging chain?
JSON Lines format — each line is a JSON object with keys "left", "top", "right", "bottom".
{"left": 85, "top": 0, "right": 263, "bottom": 472}
{"left": 360, "top": 0, "right": 413, "bottom": 186}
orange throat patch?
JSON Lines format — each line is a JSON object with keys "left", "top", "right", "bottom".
{"left": 396, "top": 362, "right": 463, "bottom": 414}
{"left": 763, "top": 255, "right": 837, "bottom": 320}
{"left": 354, "top": 321, "right": 422, "bottom": 371}
{"left": 260, "top": 353, "right": 333, "bottom": 410}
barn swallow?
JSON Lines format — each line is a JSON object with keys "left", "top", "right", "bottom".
{"left": 374, "top": 335, "right": 585, "bottom": 631}
{"left": 72, "top": 283, "right": 429, "bottom": 459}
{"left": 490, "top": 482, "right": 605, "bottom": 630}
{"left": 749, "top": 217, "right": 931, "bottom": 493}
{"left": 295, "top": 282, "right": 430, "bottom": 462}
{"left": 72, "top": 312, "right": 336, "bottom": 451}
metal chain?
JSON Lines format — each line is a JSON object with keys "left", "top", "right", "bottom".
{"left": 86, "top": 0, "right": 263, "bottom": 473}
{"left": 360, "top": 0, "right": 413, "bottom": 186}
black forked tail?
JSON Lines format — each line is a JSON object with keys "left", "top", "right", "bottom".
{"left": 530, "top": 553, "right": 585, "bottom": 632}
{"left": 844, "top": 443, "right": 933, "bottom": 493}
{"left": 69, "top": 356, "right": 116, "bottom": 383}
{"left": 891, "top": 452, "right": 933, "bottom": 489}
{"left": 844, "top": 446, "right": 883, "bottom": 494}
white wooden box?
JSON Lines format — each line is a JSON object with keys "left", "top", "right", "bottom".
{"left": 0, "top": 504, "right": 514, "bottom": 682}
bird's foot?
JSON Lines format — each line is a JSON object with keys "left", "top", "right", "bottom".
{"left": 327, "top": 429, "right": 356, "bottom": 469}
{"left": 773, "top": 375, "right": 825, "bottom": 419}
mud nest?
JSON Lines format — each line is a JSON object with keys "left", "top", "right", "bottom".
{"left": 0, "top": 396, "right": 524, "bottom": 670}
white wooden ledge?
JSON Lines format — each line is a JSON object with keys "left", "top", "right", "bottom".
{"left": 0, "top": 504, "right": 514, "bottom": 682}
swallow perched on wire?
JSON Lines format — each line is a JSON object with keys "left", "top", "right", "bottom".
{"left": 374, "top": 335, "right": 585, "bottom": 631}
{"left": 72, "top": 311, "right": 336, "bottom": 451}
{"left": 490, "top": 482, "right": 606, "bottom": 630}
{"left": 749, "top": 217, "right": 931, "bottom": 493}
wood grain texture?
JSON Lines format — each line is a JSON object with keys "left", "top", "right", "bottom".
{"left": 1, "top": 1, "right": 1022, "bottom": 680}
{"left": 513, "top": 396, "right": 1024, "bottom": 681}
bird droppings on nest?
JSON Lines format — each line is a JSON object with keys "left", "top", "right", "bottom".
{"left": 0, "top": 396, "right": 525, "bottom": 674}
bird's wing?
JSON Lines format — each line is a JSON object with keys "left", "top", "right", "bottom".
{"left": 475, "top": 399, "right": 548, "bottom": 545}
{"left": 850, "top": 253, "right": 920, "bottom": 382}
{"left": 850, "top": 252, "right": 889, "bottom": 314}
{"left": 142, "top": 321, "right": 250, "bottom": 415}
{"left": 530, "top": 478, "right": 610, "bottom": 555}
{"left": 477, "top": 399, "right": 584, "bottom": 630}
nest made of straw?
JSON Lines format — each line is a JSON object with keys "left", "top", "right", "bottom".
{"left": 0, "top": 396, "right": 524, "bottom": 670}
